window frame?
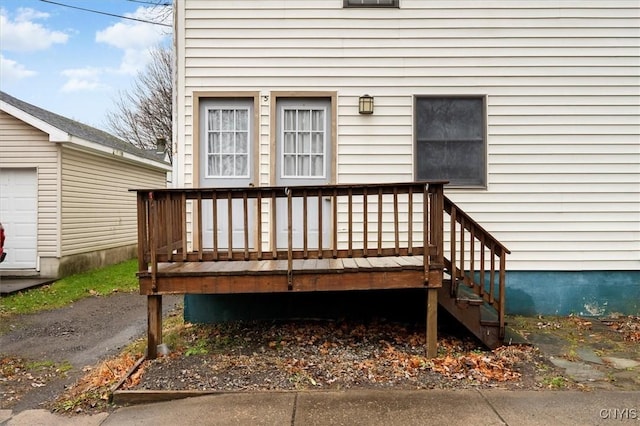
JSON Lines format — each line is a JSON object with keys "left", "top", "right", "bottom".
{"left": 414, "top": 95, "right": 488, "bottom": 189}
{"left": 343, "top": 0, "right": 399, "bottom": 8}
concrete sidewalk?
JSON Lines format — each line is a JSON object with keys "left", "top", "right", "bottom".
{"left": 2, "top": 389, "right": 639, "bottom": 425}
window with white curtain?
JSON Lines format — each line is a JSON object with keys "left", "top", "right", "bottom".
{"left": 282, "top": 108, "right": 326, "bottom": 178}
{"left": 205, "top": 108, "right": 249, "bottom": 177}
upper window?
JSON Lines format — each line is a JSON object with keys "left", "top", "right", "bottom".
{"left": 344, "top": 0, "right": 399, "bottom": 7}
{"left": 415, "top": 96, "right": 486, "bottom": 187}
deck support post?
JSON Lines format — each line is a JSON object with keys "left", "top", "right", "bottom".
{"left": 147, "top": 295, "right": 162, "bottom": 360}
{"left": 426, "top": 288, "right": 438, "bottom": 358}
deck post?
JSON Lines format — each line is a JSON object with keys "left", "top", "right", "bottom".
{"left": 147, "top": 295, "right": 162, "bottom": 359}
{"left": 426, "top": 288, "right": 438, "bottom": 358}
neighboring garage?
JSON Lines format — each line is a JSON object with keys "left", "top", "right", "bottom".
{"left": 0, "top": 91, "right": 171, "bottom": 279}
{"left": 0, "top": 168, "right": 37, "bottom": 269}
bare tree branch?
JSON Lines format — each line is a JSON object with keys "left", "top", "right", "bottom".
{"left": 106, "top": 45, "right": 173, "bottom": 163}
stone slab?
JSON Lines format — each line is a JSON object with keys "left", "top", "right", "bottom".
{"left": 3, "top": 409, "right": 108, "bottom": 426}
{"left": 102, "top": 392, "right": 295, "bottom": 426}
{"left": 602, "top": 357, "right": 640, "bottom": 370}
{"left": 482, "top": 390, "right": 640, "bottom": 426}
{"left": 549, "top": 357, "right": 606, "bottom": 382}
{"left": 295, "top": 390, "right": 504, "bottom": 426}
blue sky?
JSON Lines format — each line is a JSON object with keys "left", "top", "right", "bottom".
{"left": 0, "top": 0, "right": 172, "bottom": 131}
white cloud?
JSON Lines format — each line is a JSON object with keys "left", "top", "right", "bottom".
{"left": 0, "top": 54, "right": 37, "bottom": 80}
{"left": 95, "top": 6, "right": 170, "bottom": 75}
{"left": 60, "top": 67, "right": 109, "bottom": 93}
{"left": 15, "top": 7, "right": 50, "bottom": 22}
{"left": 0, "top": 8, "right": 68, "bottom": 52}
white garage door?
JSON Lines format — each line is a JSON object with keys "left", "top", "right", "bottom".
{"left": 0, "top": 168, "right": 38, "bottom": 269}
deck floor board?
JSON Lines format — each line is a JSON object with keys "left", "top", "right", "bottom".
{"left": 153, "top": 255, "right": 423, "bottom": 277}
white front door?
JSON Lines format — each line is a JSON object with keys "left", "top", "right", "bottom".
{"left": 275, "top": 98, "right": 332, "bottom": 250}
{"left": 0, "top": 168, "right": 38, "bottom": 269}
{"left": 199, "top": 99, "right": 254, "bottom": 250}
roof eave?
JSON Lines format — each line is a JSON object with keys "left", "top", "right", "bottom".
{"left": 67, "top": 135, "right": 172, "bottom": 171}
{"left": 1, "top": 100, "right": 70, "bottom": 142}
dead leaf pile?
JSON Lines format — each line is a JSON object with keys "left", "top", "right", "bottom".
{"left": 604, "top": 315, "right": 640, "bottom": 342}
{"left": 51, "top": 352, "right": 142, "bottom": 413}
{"left": 134, "top": 320, "right": 537, "bottom": 392}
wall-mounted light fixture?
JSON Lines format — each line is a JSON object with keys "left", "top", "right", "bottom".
{"left": 358, "top": 94, "right": 374, "bottom": 114}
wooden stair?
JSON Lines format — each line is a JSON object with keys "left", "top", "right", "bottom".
{"left": 438, "top": 278, "right": 503, "bottom": 349}
{"left": 439, "top": 196, "right": 510, "bottom": 350}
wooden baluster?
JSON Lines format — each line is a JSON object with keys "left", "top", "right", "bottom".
{"left": 377, "top": 188, "right": 383, "bottom": 256}
{"left": 348, "top": 187, "right": 353, "bottom": 257}
{"left": 469, "top": 224, "right": 475, "bottom": 289}
{"left": 449, "top": 206, "right": 457, "bottom": 296}
{"left": 429, "top": 183, "right": 444, "bottom": 276}
{"left": 136, "top": 192, "right": 149, "bottom": 274}
{"left": 363, "top": 187, "right": 368, "bottom": 257}
{"left": 227, "top": 191, "right": 233, "bottom": 259}
{"left": 393, "top": 187, "right": 399, "bottom": 256}
{"left": 423, "top": 184, "right": 429, "bottom": 283}
{"left": 317, "top": 190, "right": 323, "bottom": 259}
{"left": 165, "top": 195, "right": 173, "bottom": 260}
{"left": 243, "top": 192, "right": 249, "bottom": 260}
{"left": 408, "top": 187, "right": 413, "bottom": 256}
{"left": 479, "top": 236, "right": 485, "bottom": 296}
{"left": 181, "top": 193, "right": 187, "bottom": 261}
{"left": 459, "top": 216, "right": 465, "bottom": 284}
{"left": 148, "top": 192, "right": 157, "bottom": 292}
{"left": 303, "top": 190, "right": 308, "bottom": 259}
{"left": 332, "top": 188, "right": 338, "bottom": 258}
{"left": 287, "top": 188, "right": 293, "bottom": 289}
{"left": 489, "top": 245, "right": 496, "bottom": 305}
{"left": 196, "top": 193, "right": 203, "bottom": 261}
{"left": 257, "top": 191, "right": 263, "bottom": 260}
{"left": 212, "top": 191, "right": 218, "bottom": 261}
{"left": 499, "top": 251, "right": 507, "bottom": 337}
{"left": 271, "top": 190, "right": 277, "bottom": 259}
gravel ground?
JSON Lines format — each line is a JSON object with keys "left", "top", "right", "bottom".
{"left": 130, "top": 318, "right": 555, "bottom": 393}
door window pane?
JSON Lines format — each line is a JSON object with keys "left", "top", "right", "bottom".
{"left": 206, "top": 107, "right": 250, "bottom": 178}
{"left": 281, "top": 108, "right": 325, "bottom": 178}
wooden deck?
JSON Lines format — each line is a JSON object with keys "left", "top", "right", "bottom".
{"left": 133, "top": 181, "right": 509, "bottom": 359}
{"left": 140, "top": 255, "right": 427, "bottom": 294}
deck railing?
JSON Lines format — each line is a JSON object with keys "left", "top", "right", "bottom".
{"left": 135, "top": 182, "right": 447, "bottom": 290}
{"left": 133, "top": 182, "right": 509, "bottom": 352}
{"left": 443, "top": 196, "right": 511, "bottom": 338}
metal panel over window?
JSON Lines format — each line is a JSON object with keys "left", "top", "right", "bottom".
{"left": 344, "top": 0, "right": 399, "bottom": 7}
{"left": 282, "top": 107, "right": 326, "bottom": 178}
{"left": 415, "top": 96, "right": 486, "bottom": 187}
{"left": 205, "top": 107, "right": 249, "bottom": 178}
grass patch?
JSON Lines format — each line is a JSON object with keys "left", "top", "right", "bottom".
{"left": 542, "top": 376, "right": 568, "bottom": 389}
{"left": 0, "top": 260, "right": 138, "bottom": 318}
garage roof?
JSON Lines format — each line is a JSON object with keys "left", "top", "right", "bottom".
{"left": 0, "top": 90, "right": 169, "bottom": 170}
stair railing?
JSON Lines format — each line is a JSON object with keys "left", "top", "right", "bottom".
{"left": 443, "top": 196, "right": 511, "bottom": 338}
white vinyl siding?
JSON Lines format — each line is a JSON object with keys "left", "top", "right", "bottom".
{"left": 0, "top": 111, "right": 59, "bottom": 259}
{"left": 60, "top": 147, "right": 166, "bottom": 256}
{"left": 176, "top": 1, "right": 640, "bottom": 271}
